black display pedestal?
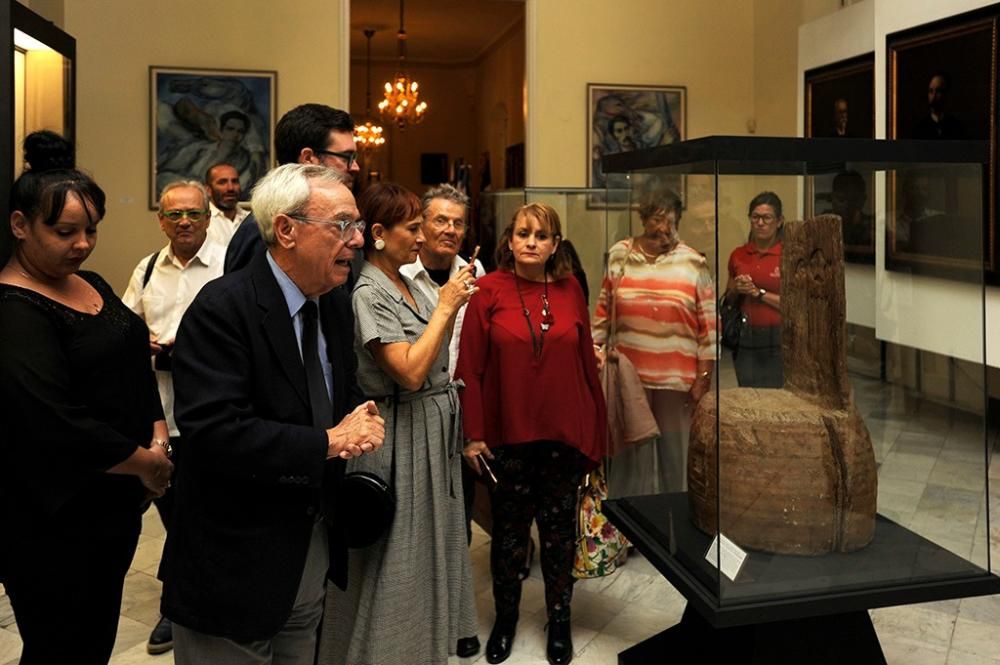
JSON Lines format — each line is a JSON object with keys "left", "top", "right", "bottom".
{"left": 605, "top": 493, "right": 1000, "bottom": 665}
{"left": 619, "top": 606, "right": 884, "bottom": 664}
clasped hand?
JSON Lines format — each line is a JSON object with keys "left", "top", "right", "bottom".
{"left": 139, "top": 444, "right": 174, "bottom": 497}
{"left": 327, "top": 401, "right": 386, "bottom": 459}
{"left": 732, "top": 274, "right": 757, "bottom": 296}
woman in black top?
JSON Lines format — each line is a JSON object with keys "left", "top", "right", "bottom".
{"left": 0, "top": 132, "right": 173, "bottom": 665}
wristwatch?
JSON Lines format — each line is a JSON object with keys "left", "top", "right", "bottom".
{"left": 757, "top": 288, "right": 767, "bottom": 301}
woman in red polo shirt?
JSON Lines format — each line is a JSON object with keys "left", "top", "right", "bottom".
{"left": 725, "top": 191, "right": 784, "bottom": 388}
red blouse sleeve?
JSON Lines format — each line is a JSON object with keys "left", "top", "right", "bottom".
{"left": 456, "top": 284, "right": 490, "bottom": 441}
{"left": 570, "top": 278, "right": 608, "bottom": 459}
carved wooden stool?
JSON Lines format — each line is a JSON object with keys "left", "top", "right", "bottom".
{"left": 688, "top": 215, "right": 877, "bottom": 555}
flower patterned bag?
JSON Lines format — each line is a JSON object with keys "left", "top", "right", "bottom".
{"left": 572, "top": 463, "right": 629, "bottom": 579}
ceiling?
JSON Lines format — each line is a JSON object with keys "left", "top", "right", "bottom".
{"left": 350, "top": 0, "right": 524, "bottom": 64}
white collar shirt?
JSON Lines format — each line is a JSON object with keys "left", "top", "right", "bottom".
{"left": 206, "top": 201, "right": 250, "bottom": 248}
{"left": 122, "top": 238, "right": 226, "bottom": 436}
{"left": 400, "top": 253, "right": 485, "bottom": 378}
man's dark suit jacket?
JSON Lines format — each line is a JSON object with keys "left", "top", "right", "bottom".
{"left": 224, "top": 214, "right": 261, "bottom": 274}
{"left": 160, "top": 250, "right": 362, "bottom": 642}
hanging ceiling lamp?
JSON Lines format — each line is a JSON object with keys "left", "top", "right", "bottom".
{"left": 378, "top": 0, "right": 428, "bottom": 130}
{"left": 355, "top": 29, "right": 386, "bottom": 152}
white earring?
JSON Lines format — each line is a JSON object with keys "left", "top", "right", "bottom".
{"left": 374, "top": 238, "right": 386, "bottom": 251}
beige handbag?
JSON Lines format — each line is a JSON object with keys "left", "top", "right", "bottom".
{"left": 601, "top": 240, "right": 660, "bottom": 457}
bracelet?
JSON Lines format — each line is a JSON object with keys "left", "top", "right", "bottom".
{"left": 152, "top": 438, "right": 173, "bottom": 458}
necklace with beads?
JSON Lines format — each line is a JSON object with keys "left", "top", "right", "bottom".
{"left": 513, "top": 269, "right": 553, "bottom": 359}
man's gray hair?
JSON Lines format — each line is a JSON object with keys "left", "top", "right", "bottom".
{"left": 421, "top": 183, "right": 469, "bottom": 217}
{"left": 158, "top": 180, "right": 210, "bottom": 214}
{"left": 251, "top": 164, "right": 350, "bottom": 246}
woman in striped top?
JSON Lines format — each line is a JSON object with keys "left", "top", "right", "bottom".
{"left": 592, "top": 190, "right": 716, "bottom": 495}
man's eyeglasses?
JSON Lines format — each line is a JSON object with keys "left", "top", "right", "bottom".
{"left": 161, "top": 209, "right": 208, "bottom": 223}
{"left": 289, "top": 214, "right": 366, "bottom": 237}
{"left": 314, "top": 149, "right": 359, "bottom": 169}
{"left": 429, "top": 217, "right": 467, "bottom": 231}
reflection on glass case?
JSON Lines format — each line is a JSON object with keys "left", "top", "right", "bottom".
{"left": 599, "top": 137, "right": 1000, "bottom": 661}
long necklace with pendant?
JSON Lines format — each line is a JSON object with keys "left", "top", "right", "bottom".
{"left": 513, "top": 269, "right": 553, "bottom": 359}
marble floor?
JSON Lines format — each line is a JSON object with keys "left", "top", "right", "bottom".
{"left": 1, "top": 372, "right": 998, "bottom": 664}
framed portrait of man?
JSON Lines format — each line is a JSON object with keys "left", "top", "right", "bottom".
{"left": 587, "top": 84, "right": 686, "bottom": 207}
{"left": 150, "top": 66, "right": 277, "bottom": 209}
{"left": 804, "top": 53, "right": 876, "bottom": 264}
{"left": 887, "top": 10, "right": 997, "bottom": 283}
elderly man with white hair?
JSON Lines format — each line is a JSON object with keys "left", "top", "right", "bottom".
{"left": 160, "top": 163, "right": 384, "bottom": 665}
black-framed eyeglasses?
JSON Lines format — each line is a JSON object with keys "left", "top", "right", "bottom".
{"left": 288, "top": 214, "right": 366, "bottom": 238}
{"left": 314, "top": 149, "right": 359, "bottom": 169}
{"left": 161, "top": 209, "right": 209, "bottom": 223}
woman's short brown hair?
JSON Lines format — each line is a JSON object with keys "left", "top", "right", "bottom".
{"left": 494, "top": 202, "right": 573, "bottom": 278}
{"left": 358, "top": 182, "right": 421, "bottom": 254}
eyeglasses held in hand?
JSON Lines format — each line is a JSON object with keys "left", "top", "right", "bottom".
{"left": 289, "top": 215, "right": 367, "bottom": 237}
{"left": 161, "top": 209, "right": 208, "bottom": 223}
{"left": 315, "top": 149, "right": 359, "bottom": 169}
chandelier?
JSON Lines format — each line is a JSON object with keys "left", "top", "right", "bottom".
{"left": 355, "top": 29, "right": 385, "bottom": 152}
{"left": 378, "top": 0, "right": 427, "bottom": 130}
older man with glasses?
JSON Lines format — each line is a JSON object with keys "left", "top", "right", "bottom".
{"left": 122, "top": 180, "right": 225, "bottom": 654}
{"left": 160, "top": 164, "right": 383, "bottom": 665}
{"left": 399, "top": 184, "right": 485, "bottom": 548}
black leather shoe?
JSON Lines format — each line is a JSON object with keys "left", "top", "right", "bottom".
{"left": 457, "top": 636, "right": 480, "bottom": 658}
{"left": 146, "top": 616, "right": 173, "bottom": 655}
{"left": 546, "top": 618, "right": 573, "bottom": 665}
{"left": 485, "top": 615, "right": 517, "bottom": 664}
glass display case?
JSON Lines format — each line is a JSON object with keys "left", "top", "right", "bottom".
{"left": 599, "top": 136, "right": 1000, "bottom": 661}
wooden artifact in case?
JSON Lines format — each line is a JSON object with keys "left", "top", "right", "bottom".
{"left": 688, "top": 215, "right": 878, "bottom": 555}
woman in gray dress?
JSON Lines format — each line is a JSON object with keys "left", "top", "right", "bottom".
{"left": 321, "top": 183, "right": 479, "bottom": 665}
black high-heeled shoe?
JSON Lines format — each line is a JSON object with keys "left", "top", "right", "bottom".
{"left": 485, "top": 614, "right": 518, "bottom": 664}
{"left": 546, "top": 617, "right": 573, "bottom": 665}
{"left": 456, "top": 635, "right": 480, "bottom": 658}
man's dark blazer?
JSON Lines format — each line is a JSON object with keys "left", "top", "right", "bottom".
{"left": 224, "top": 214, "right": 261, "bottom": 274}
{"left": 160, "top": 250, "right": 362, "bottom": 642}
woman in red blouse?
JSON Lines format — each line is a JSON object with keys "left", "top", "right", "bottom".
{"left": 724, "top": 191, "right": 784, "bottom": 387}
{"left": 457, "top": 203, "right": 606, "bottom": 665}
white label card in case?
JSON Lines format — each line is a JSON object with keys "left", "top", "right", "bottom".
{"left": 704, "top": 533, "right": 748, "bottom": 582}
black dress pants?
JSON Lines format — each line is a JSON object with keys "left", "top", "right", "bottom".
{"left": 489, "top": 441, "right": 586, "bottom": 621}
{"left": 5, "top": 487, "right": 142, "bottom": 665}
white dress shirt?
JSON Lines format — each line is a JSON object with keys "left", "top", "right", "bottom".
{"left": 122, "top": 239, "right": 226, "bottom": 436}
{"left": 400, "top": 254, "right": 485, "bottom": 378}
{"left": 206, "top": 201, "right": 250, "bottom": 248}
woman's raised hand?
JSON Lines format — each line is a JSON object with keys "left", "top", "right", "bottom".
{"left": 438, "top": 249, "right": 480, "bottom": 315}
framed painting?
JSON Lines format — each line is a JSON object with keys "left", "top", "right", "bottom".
{"left": 587, "top": 83, "right": 686, "bottom": 207}
{"left": 887, "top": 10, "right": 997, "bottom": 283}
{"left": 150, "top": 66, "right": 276, "bottom": 209}
{"left": 805, "top": 53, "right": 876, "bottom": 264}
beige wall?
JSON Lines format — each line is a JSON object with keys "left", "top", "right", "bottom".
{"left": 474, "top": 18, "right": 526, "bottom": 191}
{"left": 528, "top": 0, "right": 757, "bottom": 188}
{"left": 62, "top": 0, "right": 346, "bottom": 292}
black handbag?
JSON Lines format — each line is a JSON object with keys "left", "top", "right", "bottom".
{"left": 339, "top": 388, "right": 398, "bottom": 549}
{"left": 719, "top": 295, "right": 747, "bottom": 351}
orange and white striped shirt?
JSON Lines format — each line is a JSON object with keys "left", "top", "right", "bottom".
{"left": 592, "top": 239, "right": 717, "bottom": 391}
